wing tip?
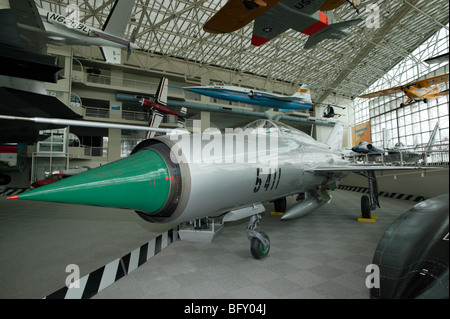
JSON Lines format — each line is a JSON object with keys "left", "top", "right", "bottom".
{"left": 251, "top": 34, "right": 270, "bottom": 46}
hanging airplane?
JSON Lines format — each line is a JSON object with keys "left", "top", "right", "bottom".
{"left": 140, "top": 77, "right": 187, "bottom": 139}
{"left": 203, "top": 0, "right": 362, "bottom": 49}
{"left": 15, "top": 0, "right": 139, "bottom": 64}
{"left": 424, "top": 52, "right": 449, "bottom": 65}
{"left": 182, "top": 83, "right": 313, "bottom": 110}
{"left": 350, "top": 123, "right": 440, "bottom": 164}
{"left": 3, "top": 112, "right": 431, "bottom": 259}
{"left": 351, "top": 140, "right": 384, "bottom": 155}
{"left": 358, "top": 73, "right": 449, "bottom": 108}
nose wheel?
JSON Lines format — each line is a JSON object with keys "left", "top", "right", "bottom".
{"left": 247, "top": 214, "right": 270, "bottom": 259}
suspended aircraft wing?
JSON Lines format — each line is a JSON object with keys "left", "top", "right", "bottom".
{"left": 251, "top": 11, "right": 290, "bottom": 46}
{"left": 0, "top": 115, "right": 185, "bottom": 136}
{"left": 102, "top": 0, "right": 135, "bottom": 37}
{"left": 436, "top": 89, "right": 449, "bottom": 97}
{"left": 203, "top": 0, "right": 281, "bottom": 34}
{"left": 303, "top": 18, "right": 362, "bottom": 49}
{"left": 308, "top": 165, "right": 426, "bottom": 174}
{"left": 320, "top": 0, "right": 361, "bottom": 11}
{"left": 424, "top": 52, "right": 449, "bottom": 65}
{"left": 414, "top": 74, "right": 449, "bottom": 88}
{"left": 358, "top": 85, "right": 405, "bottom": 99}
{"left": 251, "top": 0, "right": 329, "bottom": 46}
{"left": 7, "top": 0, "right": 47, "bottom": 54}
{"left": 320, "top": 0, "right": 348, "bottom": 11}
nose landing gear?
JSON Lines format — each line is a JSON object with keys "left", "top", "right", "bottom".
{"left": 247, "top": 214, "right": 270, "bottom": 259}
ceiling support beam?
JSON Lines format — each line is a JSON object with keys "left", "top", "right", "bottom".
{"left": 315, "top": 0, "right": 420, "bottom": 103}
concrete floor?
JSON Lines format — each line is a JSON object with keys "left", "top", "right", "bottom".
{"left": 0, "top": 189, "right": 417, "bottom": 299}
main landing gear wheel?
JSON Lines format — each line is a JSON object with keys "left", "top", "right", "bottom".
{"left": 361, "top": 195, "right": 371, "bottom": 219}
{"left": 247, "top": 214, "right": 270, "bottom": 260}
{"left": 272, "top": 197, "right": 286, "bottom": 213}
{"left": 250, "top": 231, "right": 270, "bottom": 260}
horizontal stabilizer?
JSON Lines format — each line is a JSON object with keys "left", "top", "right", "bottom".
{"left": 100, "top": 46, "right": 122, "bottom": 64}
{"left": 304, "top": 18, "right": 362, "bottom": 49}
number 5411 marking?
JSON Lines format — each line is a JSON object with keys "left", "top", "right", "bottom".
{"left": 253, "top": 168, "right": 281, "bottom": 193}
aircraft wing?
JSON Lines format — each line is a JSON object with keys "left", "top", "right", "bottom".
{"left": 424, "top": 52, "right": 449, "bottom": 64}
{"left": 102, "top": 0, "right": 135, "bottom": 37}
{"left": 308, "top": 165, "right": 427, "bottom": 174}
{"left": 320, "top": 0, "right": 348, "bottom": 11}
{"left": 414, "top": 74, "right": 449, "bottom": 88}
{"left": 436, "top": 89, "right": 449, "bottom": 97}
{"left": 203, "top": 0, "right": 281, "bottom": 34}
{"left": 251, "top": 0, "right": 330, "bottom": 46}
{"left": 358, "top": 85, "right": 406, "bottom": 99}
{"left": 304, "top": 18, "right": 362, "bottom": 49}
{"left": 0, "top": 115, "right": 186, "bottom": 136}
{"left": 7, "top": 0, "right": 47, "bottom": 54}
{"left": 251, "top": 11, "right": 289, "bottom": 46}
{"left": 263, "top": 95, "right": 296, "bottom": 102}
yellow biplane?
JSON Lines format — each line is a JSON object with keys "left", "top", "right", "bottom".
{"left": 359, "top": 73, "right": 449, "bottom": 107}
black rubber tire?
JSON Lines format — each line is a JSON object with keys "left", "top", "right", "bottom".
{"left": 361, "top": 195, "right": 371, "bottom": 219}
{"left": 273, "top": 198, "right": 287, "bottom": 212}
{"left": 250, "top": 232, "right": 270, "bottom": 260}
{"left": 0, "top": 174, "right": 11, "bottom": 185}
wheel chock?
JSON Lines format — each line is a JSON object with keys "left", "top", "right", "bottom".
{"left": 271, "top": 212, "right": 284, "bottom": 216}
{"left": 358, "top": 215, "right": 377, "bottom": 223}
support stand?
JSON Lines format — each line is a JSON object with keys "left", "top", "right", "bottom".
{"left": 178, "top": 217, "right": 224, "bottom": 243}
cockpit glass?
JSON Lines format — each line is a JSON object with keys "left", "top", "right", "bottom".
{"left": 243, "top": 120, "right": 315, "bottom": 142}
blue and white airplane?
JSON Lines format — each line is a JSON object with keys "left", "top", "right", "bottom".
{"left": 30, "top": 0, "right": 139, "bottom": 64}
{"left": 182, "top": 83, "right": 313, "bottom": 110}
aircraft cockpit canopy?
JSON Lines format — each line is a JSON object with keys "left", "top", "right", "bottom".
{"left": 243, "top": 119, "right": 315, "bottom": 143}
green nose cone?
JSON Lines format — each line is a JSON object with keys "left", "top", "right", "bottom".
{"left": 13, "top": 149, "right": 171, "bottom": 214}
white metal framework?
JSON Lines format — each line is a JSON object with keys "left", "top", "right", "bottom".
{"left": 35, "top": 0, "right": 449, "bottom": 102}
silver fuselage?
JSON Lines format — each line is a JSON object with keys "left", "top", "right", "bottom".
{"left": 152, "top": 121, "right": 347, "bottom": 223}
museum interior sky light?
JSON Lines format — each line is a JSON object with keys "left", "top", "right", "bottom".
{"left": 35, "top": 0, "right": 449, "bottom": 102}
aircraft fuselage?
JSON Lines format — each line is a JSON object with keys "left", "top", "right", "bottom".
{"left": 184, "top": 85, "right": 313, "bottom": 110}
{"left": 38, "top": 9, "right": 139, "bottom": 51}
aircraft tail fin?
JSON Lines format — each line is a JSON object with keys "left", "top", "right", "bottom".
{"left": 291, "top": 85, "right": 313, "bottom": 106}
{"left": 145, "top": 77, "right": 171, "bottom": 138}
{"left": 304, "top": 18, "right": 362, "bottom": 49}
{"left": 382, "top": 128, "right": 392, "bottom": 149}
{"left": 154, "top": 77, "right": 168, "bottom": 106}
{"left": 102, "top": 0, "right": 135, "bottom": 37}
{"left": 426, "top": 122, "right": 439, "bottom": 152}
{"left": 177, "top": 107, "right": 187, "bottom": 128}
{"left": 326, "top": 122, "right": 344, "bottom": 151}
